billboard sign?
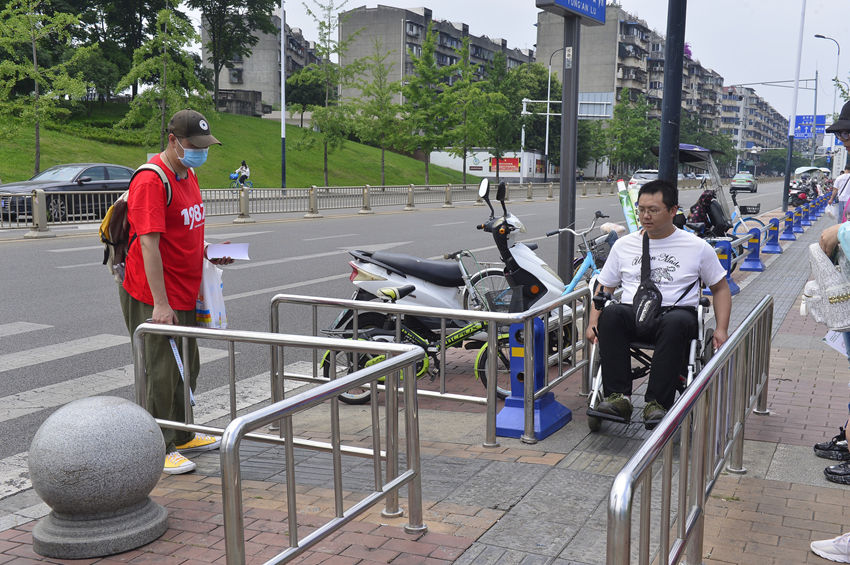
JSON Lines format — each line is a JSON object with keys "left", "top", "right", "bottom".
{"left": 535, "top": 0, "right": 606, "bottom": 25}
{"left": 794, "top": 114, "right": 826, "bottom": 139}
{"left": 490, "top": 158, "right": 520, "bottom": 173}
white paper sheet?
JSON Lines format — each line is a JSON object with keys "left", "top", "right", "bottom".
{"left": 824, "top": 330, "right": 848, "bottom": 357}
{"left": 206, "top": 243, "right": 250, "bottom": 260}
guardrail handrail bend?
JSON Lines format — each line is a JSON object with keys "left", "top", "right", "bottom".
{"left": 606, "top": 294, "right": 773, "bottom": 565}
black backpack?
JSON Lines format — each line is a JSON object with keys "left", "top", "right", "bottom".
{"left": 99, "top": 164, "right": 171, "bottom": 283}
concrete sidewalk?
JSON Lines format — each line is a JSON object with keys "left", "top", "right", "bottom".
{"left": 3, "top": 208, "right": 850, "bottom": 565}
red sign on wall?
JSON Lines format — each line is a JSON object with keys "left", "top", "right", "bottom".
{"left": 489, "top": 158, "right": 520, "bottom": 173}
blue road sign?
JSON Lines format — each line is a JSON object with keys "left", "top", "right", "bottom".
{"left": 535, "top": 0, "right": 606, "bottom": 25}
{"left": 794, "top": 114, "right": 826, "bottom": 139}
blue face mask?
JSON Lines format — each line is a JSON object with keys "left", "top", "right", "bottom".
{"left": 176, "top": 139, "right": 208, "bottom": 168}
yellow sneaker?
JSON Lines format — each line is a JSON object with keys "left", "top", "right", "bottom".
{"left": 174, "top": 433, "right": 221, "bottom": 453}
{"left": 163, "top": 451, "right": 196, "bottom": 475}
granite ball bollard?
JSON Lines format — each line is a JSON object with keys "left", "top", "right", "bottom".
{"left": 28, "top": 396, "right": 168, "bottom": 559}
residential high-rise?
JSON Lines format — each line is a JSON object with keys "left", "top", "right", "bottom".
{"left": 338, "top": 5, "right": 534, "bottom": 104}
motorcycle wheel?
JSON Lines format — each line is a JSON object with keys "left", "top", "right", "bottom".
{"left": 321, "top": 313, "right": 388, "bottom": 405}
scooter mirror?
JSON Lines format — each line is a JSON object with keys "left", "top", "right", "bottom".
{"left": 478, "top": 178, "right": 489, "bottom": 198}
{"left": 496, "top": 181, "right": 507, "bottom": 202}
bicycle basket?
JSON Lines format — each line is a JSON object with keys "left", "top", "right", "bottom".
{"left": 579, "top": 236, "right": 612, "bottom": 265}
{"left": 740, "top": 204, "right": 760, "bottom": 215}
{"left": 229, "top": 173, "right": 238, "bottom": 180}
{"left": 484, "top": 288, "right": 512, "bottom": 312}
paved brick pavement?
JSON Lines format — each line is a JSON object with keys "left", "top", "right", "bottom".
{"left": 5, "top": 207, "right": 850, "bottom": 564}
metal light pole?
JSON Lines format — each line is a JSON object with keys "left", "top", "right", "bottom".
{"left": 783, "top": 0, "right": 807, "bottom": 212}
{"left": 544, "top": 47, "right": 565, "bottom": 183}
{"left": 815, "top": 34, "right": 841, "bottom": 120}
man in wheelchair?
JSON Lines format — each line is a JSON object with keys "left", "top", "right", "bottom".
{"left": 586, "top": 180, "right": 732, "bottom": 427}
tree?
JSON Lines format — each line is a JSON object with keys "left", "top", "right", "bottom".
{"left": 188, "top": 0, "right": 277, "bottom": 109}
{"left": 352, "top": 39, "right": 400, "bottom": 186}
{"left": 0, "top": 0, "right": 91, "bottom": 174}
{"left": 480, "top": 51, "right": 520, "bottom": 182}
{"left": 302, "top": 0, "right": 361, "bottom": 185}
{"left": 606, "top": 89, "right": 658, "bottom": 175}
{"left": 579, "top": 119, "right": 608, "bottom": 178}
{"left": 445, "top": 37, "right": 489, "bottom": 185}
{"left": 115, "top": 3, "right": 212, "bottom": 150}
{"left": 399, "top": 22, "right": 454, "bottom": 184}
{"left": 287, "top": 66, "right": 324, "bottom": 127}
{"left": 66, "top": 44, "right": 123, "bottom": 105}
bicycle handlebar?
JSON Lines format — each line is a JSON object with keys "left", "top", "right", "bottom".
{"left": 546, "top": 212, "right": 608, "bottom": 238}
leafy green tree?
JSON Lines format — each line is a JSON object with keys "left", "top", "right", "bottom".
{"left": 480, "top": 51, "right": 520, "bottom": 181}
{"left": 66, "top": 44, "right": 123, "bottom": 105}
{"left": 188, "top": 0, "right": 277, "bottom": 109}
{"left": 606, "top": 88, "right": 658, "bottom": 175}
{"left": 445, "top": 38, "right": 488, "bottom": 185}
{"left": 400, "top": 21, "right": 453, "bottom": 184}
{"left": 115, "top": 3, "right": 212, "bottom": 150}
{"left": 0, "top": 0, "right": 92, "bottom": 174}
{"left": 578, "top": 119, "right": 607, "bottom": 178}
{"left": 351, "top": 39, "right": 400, "bottom": 186}
{"left": 287, "top": 66, "right": 324, "bottom": 126}
{"left": 302, "top": 0, "right": 361, "bottom": 185}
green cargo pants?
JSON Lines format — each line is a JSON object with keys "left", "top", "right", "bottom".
{"left": 119, "top": 286, "right": 200, "bottom": 451}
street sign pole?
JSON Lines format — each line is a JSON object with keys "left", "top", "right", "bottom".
{"left": 657, "top": 0, "right": 686, "bottom": 188}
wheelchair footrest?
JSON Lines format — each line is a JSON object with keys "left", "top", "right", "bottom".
{"left": 587, "top": 407, "right": 629, "bottom": 424}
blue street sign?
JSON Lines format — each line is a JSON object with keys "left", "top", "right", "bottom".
{"left": 794, "top": 114, "right": 826, "bottom": 139}
{"left": 536, "top": 0, "right": 606, "bottom": 25}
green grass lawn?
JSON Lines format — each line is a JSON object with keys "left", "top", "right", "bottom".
{"left": 0, "top": 104, "right": 477, "bottom": 189}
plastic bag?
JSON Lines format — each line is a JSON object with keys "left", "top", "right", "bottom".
{"left": 801, "top": 244, "right": 850, "bottom": 331}
{"left": 827, "top": 203, "right": 839, "bottom": 219}
{"left": 196, "top": 261, "right": 226, "bottom": 328}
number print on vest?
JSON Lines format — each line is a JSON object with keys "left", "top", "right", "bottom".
{"left": 180, "top": 203, "right": 205, "bottom": 230}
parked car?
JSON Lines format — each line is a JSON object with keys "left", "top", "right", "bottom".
{"left": 0, "top": 163, "right": 135, "bottom": 221}
{"left": 730, "top": 172, "right": 758, "bottom": 193}
{"left": 627, "top": 169, "right": 659, "bottom": 190}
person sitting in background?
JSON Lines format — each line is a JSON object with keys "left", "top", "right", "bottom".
{"left": 235, "top": 160, "right": 250, "bottom": 187}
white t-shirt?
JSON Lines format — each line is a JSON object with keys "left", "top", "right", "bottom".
{"left": 835, "top": 173, "right": 850, "bottom": 202}
{"left": 597, "top": 228, "right": 727, "bottom": 308}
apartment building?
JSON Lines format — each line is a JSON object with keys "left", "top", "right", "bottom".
{"left": 337, "top": 5, "right": 535, "bottom": 104}
{"left": 200, "top": 15, "right": 320, "bottom": 115}
{"left": 535, "top": 2, "right": 788, "bottom": 153}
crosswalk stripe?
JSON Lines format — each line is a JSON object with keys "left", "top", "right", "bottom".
{"left": 47, "top": 245, "right": 104, "bottom": 253}
{"left": 0, "top": 347, "right": 229, "bottom": 424}
{"left": 0, "top": 334, "right": 128, "bottom": 372}
{"left": 0, "top": 322, "right": 52, "bottom": 339}
{"left": 0, "top": 362, "right": 311, "bottom": 505}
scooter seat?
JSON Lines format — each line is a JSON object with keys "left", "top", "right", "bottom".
{"left": 370, "top": 251, "right": 464, "bottom": 287}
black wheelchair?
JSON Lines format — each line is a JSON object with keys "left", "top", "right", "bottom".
{"left": 585, "top": 292, "right": 716, "bottom": 431}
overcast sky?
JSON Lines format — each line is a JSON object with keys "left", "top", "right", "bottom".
{"left": 276, "top": 0, "right": 845, "bottom": 125}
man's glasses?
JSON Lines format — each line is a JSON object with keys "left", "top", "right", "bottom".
{"left": 637, "top": 207, "right": 669, "bottom": 217}
{"left": 836, "top": 131, "right": 850, "bottom": 141}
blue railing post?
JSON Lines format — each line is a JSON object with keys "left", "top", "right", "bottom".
{"left": 812, "top": 196, "right": 824, "bottom": 219}
{"left": 739, "top": 228, "right": 765, "bottom": 271}
{"left": 801, "top": 202, "right": 812, "bottom": 226}
{"left": 780, "top": 211, "right": 796, "bottom": 241}
{"left": 705, "top": 240, "right": 739, "bottom": 296}
{"left": 762, "top": 219, "right": 782, "bottom": 254}
{"left": 793, "top": 207, "right": 804, "bottom": 233}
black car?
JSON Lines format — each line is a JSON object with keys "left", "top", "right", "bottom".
{"left": 0, "top": 163, "right": 135, "bottom": 221}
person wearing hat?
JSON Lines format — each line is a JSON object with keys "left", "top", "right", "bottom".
{"left": 828, "top": 165, "right": 850, "bottom": 224}
{"left": 119, "top": 109, "right": 231, "bottom": 475}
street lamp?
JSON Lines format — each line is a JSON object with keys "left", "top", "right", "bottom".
{"left": 815, "top": 34, "right": 840, "bottom": 121}
{"left": 544, "top": 47, "right": 565, "bottom": 182}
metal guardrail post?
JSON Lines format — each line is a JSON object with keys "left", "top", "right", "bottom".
{"left": 304, "top": 185, "right": 323, "bottom": 218}
{"left": 727, "top": 345, "right": 748, "bottom": 474}
{"left": 754, "top": 306, "right": 772, "bottom": 415}
{"left": 443, "top": 184, "right": 454, "bottom": 208}
{"left": 383, "top": 361, "right": 403, "bottom": 518}
{"left": 581, "top": 183, "right": 587, "bottom": 197}
{"left": 403, "top": 358, "right": 428, "bottom": 534}
{"left": 521, "top": 316, "right": 537, "bottom": 444}
{"left": 359, "top": 185, "right": 374, "bottom": 214}
{"left": 404, "top": 184, "right": 416, "bottom": 211}
{"left": 526, "top": 182, "right": 533, "bottom": 201}
{"left": 483, "top": 323, "right": 499, "bottom": 448}
{"left": 686, "top": 397, "right": 708, "bottom": 565}
{"left": 610, "top": 182, "right": 616, "bottom": 195}
{"left": 581, "top": 296, "right": 591, "bottom": 396}
{"left": 547, "top": 182, "right": 555, "bottom": 200}
{"left": 24, "top": 189, "right": 55, "bottom": 239}
{"left": 233, "top": 188, "right": 255, "bottom": 224}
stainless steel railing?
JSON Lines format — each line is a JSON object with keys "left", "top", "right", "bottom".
{"left": 606, "top": 295, "right": 773, "bottom": 565}
{"left": 131, "top": 322, "right": 427, "bottom": 565}
{"left": 270, "top": 286, "right": 592, "bottom": 445}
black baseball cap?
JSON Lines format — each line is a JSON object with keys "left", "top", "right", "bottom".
{"left": 167, "top": 109, "right": 221, "bottom": 147}
{"left": 826, "top": 101, "right": 850, "bottom": 134}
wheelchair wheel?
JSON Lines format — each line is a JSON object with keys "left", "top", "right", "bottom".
{"left": 701, "top": 328, "right": 715, "bottom": 368}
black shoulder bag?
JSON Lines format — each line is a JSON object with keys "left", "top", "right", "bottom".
{"left": 632, "top": 232, "right": 696, "bottom": 336}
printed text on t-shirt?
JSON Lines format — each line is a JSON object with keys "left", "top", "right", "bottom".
{"left": 181, "top": 203, "right": 205, "bottom": 230}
